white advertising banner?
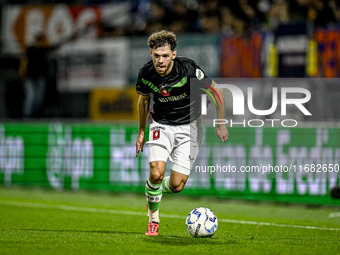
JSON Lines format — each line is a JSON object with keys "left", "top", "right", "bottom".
{"left": 57, "top": 38, "right": 129, "bottom": 92}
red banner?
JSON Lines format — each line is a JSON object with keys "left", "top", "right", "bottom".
{"left": 2, "top": 5, "right": 101, "bottom": 52}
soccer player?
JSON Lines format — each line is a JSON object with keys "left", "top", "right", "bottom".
{"left": 135, "top": 30, "right": 228, "bottom": 236}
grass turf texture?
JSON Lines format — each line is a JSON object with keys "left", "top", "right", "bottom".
{"left": 0, "top": 187, "right": 339, "bottom": 255}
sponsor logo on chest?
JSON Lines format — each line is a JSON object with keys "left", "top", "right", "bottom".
{"left": 161, "top": 89, "right": 170, "bottom": 96}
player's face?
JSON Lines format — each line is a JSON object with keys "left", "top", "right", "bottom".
{"left": 150, "top": 45, "right": 177, "bottom": 77}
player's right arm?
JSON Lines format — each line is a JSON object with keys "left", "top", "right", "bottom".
{"left": 136, "top": 94, "right": 150, "bottom": 157}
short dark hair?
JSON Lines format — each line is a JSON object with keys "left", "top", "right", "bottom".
{"left": 147, "top": 30, "right": 177, "bottom": 51}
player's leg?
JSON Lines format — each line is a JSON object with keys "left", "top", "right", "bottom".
{"left": 145, "top": 121, "right": 174, "bottom": 235}
{"left": 146, "top": 160, "right": 166, "bottom": 221}
{"left": 145, "top": 144, "right": 169, "bottom": 236}
{"left": 162, "top": 169, "right": 189, "bottom": 193}
{"left": 162, "top": 119, "right": 202, "bottom": 194}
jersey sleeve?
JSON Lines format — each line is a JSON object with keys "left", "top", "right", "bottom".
{"left": 135, "top": 70, "right": 152, "bottom": 95}
{"left": 193, "top": 63, "right": 212, "bottom": 85}
{"left": 187, "top": 60, "right": 213, "bottom": 87}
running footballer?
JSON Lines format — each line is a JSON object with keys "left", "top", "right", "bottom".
{"left": 135, "top": 30, "right": 229, "bottom": 236}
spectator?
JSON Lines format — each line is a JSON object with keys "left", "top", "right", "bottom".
{"left": 145, "top": 0, "right": 168, "bottom": 34}
{"left": 268, "top": 0, "right": 289, "bottom": 28}
{"left": 312, "top": 0, "right": 337, "bottom": 27}
{"left": 219, "top": 6, "right": 235, "bottom": 36}
{"left": 19, "top": 33, "right": 49, "bottom": 118}
{"left": 329, "top": 0, "right": 340, "bottom": 21}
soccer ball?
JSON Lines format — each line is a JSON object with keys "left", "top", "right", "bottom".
{"left": 185, "top": 207, "right": 218, "bottom": 238}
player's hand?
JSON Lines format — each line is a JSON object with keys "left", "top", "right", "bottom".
{"left": 215, "top": 125, "right": 229, "bottom": 143}
{"left": 136, "top": 133, "right": 145, "bottom": 157}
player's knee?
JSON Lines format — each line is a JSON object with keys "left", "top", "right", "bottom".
{"left": 149, "top": 162, "right": 164, "bottom": 184}
{"left": 170, "top": 182, "right": 185, "bottom": 193}
{"left": 149, "top": 174, "right": 164, "bottom": 184}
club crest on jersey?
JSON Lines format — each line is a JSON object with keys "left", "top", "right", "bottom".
{"left": 196, "top": 69, "right": 204, "bottom": 80}
{"left": 161, "top": 88, "right": 170, "bottom": 96}
{"left": 153, "top": 129, "right": 160, "bottom": 140}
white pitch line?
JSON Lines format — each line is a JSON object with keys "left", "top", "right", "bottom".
{"left": 1, "top": 200, "right": 340, "bottom": 231}
{"left": 329, "top": 212, "right": 340, "bottom": 218}
{"left": 218, "top": 219, "right": 340, "bottom": 231}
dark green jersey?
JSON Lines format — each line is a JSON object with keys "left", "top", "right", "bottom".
{"left": 136, "top": 56, "right": 211, "bottom": 125}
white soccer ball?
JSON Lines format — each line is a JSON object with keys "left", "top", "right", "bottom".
{"left": 185, "top": 207, "right": 218, "bottom": 238}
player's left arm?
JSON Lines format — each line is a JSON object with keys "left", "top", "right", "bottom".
{"left": 210, "top": 80, "right": 229, "bottom": 143}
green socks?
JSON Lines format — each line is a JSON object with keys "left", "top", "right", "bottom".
{"left": 161, "top": 176, "right": 174, "bottom": 194}
{"left": 145, "top": 177, "right": 174, "bottom": 223}
{"left": 145, "top": 178, "right": 162, "bottom": 211}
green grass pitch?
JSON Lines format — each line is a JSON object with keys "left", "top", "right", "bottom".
{"left": 0, "top": 187, "right": 339, "bottom": 255}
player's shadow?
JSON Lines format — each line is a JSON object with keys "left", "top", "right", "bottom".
{"left": 144, "top": 235, "right": 238, "bottom": 246}
{"left": 20, "top": 228, "right": 142, "bottom": 235}
{"left": 21, "top": 229, "right": 239, "bottom": 245}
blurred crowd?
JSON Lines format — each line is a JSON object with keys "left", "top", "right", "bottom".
{"left": 97, "top": 0, "right": 340, "bottom": 37}
{"left": 4, "top": 0, "right": 340, "bottom": 36}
